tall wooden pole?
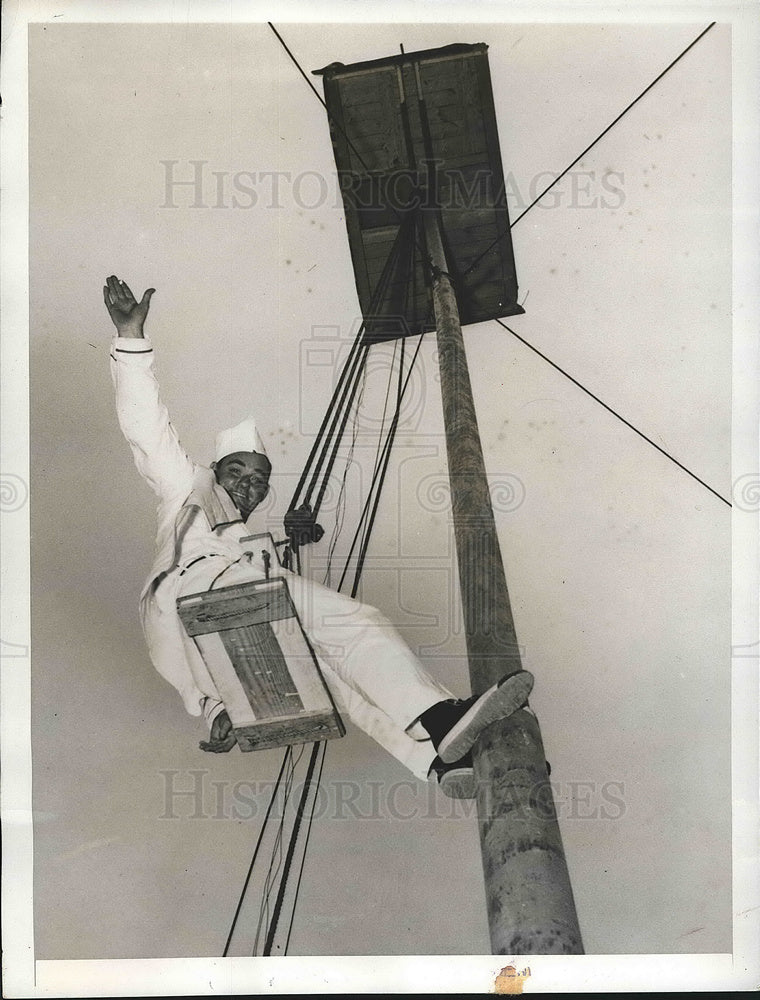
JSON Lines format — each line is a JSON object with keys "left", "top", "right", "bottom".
{"left": 423, "top": 209, "right": 584, "bottom": 955}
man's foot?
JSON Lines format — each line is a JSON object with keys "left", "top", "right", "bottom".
{"left": 421, "top": 670, "right": 534, "bottom": 764}
{"left": 428, "top": 752, "right": 477, "bottom": 799}
{"left": 429, "top": 750, "right": 550, "bottom": 798}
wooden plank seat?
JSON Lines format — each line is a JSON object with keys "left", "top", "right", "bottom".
{"left": 176, "top": 541, "right": 344, "bottom": 751}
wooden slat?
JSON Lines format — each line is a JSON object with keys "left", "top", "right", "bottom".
{"left": 340, "top": 68, "right": 404, "bottom": 172}
{"left": 270, "top": 618, "right": 336, "bottom": 710}
{"left": 177, "top": 578, "right": 293, "bottom": 635}
{"left": 462, "top": 279, "right": 511, "bottom": 307}
{"left": 219, "top": 622, "right": 302, "bottom": 718}
{"left": 444, "top": 208, "right": 502, "bottom": 231}
{"left": 446, "top": 229, "right": 501, "bottom": 253}
{"left": 234, "top": 710, "right": 345, "bottom": 752}
{"left": 194, "top": 630, "right": 259, "bottom": 726}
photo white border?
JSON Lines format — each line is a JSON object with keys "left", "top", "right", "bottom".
{"left": 2, "top": 0, "right": 757, "bottom": 994}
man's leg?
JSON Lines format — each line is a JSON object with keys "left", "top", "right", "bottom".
{"left": 316, "top": 660, "right": 437, "bottom": 782}
{"left": 279, "top": 567, "right": 454, "bottom": 734}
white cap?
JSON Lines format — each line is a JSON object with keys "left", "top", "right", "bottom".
{"left": 214, "top": 417, "right": 268, "bottom": 461}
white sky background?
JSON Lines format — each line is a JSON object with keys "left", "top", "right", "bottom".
{"left": 2, "top": 1, "right": 759, "bottom": 994}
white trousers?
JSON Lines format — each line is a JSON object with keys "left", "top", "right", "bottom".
{"left": 176, "top": 554, "right": 454, "bottom": 780}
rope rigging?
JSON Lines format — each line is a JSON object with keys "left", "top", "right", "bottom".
{"left": 221, "top": 746, "right": 294, "bottom": 956}
{"left": 262, "top": 741, "right": 323, "bottom": 955}
{"left": 321, "top": 359, "right": 368, "bottom": 589}
{"left": 307, "top": 218, "right": 417, "bottom": 517}
{"left": 282, "top": 741, "right": 327, "bottom": 953}
{"left": 252, "top": 745, "right": 305, "bottom": 955}
{"left": 285, "top": 210, "right": 418, "bottom": 545}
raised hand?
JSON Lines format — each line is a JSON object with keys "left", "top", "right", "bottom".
{"left": 103, "top": 275, "right": 155, "bottom": 338}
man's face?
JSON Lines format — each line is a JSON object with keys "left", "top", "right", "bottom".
{"left": 213, "top": 451, "right": 272, "bottom": 520}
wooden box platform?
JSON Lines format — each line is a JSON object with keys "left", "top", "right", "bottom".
{"left": 177, "top": 575, "right": 345, "bottom": 751}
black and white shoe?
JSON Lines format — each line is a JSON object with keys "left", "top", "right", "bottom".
{"left": 428, "top": 752, "right": 477, "bottom": 800}
{"left": 431, "top": 670, "right": 534, "bottom": 764}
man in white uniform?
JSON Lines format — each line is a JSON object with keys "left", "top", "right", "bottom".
{"left": 104, "top": 275, "right": 533, "bottom": 796}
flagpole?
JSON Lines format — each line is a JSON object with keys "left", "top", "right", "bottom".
{"left": 422, "top": 207, "right": 584, "bottom": 955}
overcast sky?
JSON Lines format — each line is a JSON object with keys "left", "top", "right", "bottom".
{"left": 12, "top": 7, "right": 750, "bottom": 983}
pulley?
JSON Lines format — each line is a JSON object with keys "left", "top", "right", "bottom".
{"left": 284, "top": 503, "right": 325, "bottom": 546}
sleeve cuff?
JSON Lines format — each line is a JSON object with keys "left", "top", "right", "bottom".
{"left": 202, "top": 697, "right": 226, "bottom": 728}
{"left": 113, "top": 336, "right": 154, "bottom": 353}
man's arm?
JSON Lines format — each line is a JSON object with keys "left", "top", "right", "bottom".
{"left": 105, "top": 275, "right": 195, "bottom": 500}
